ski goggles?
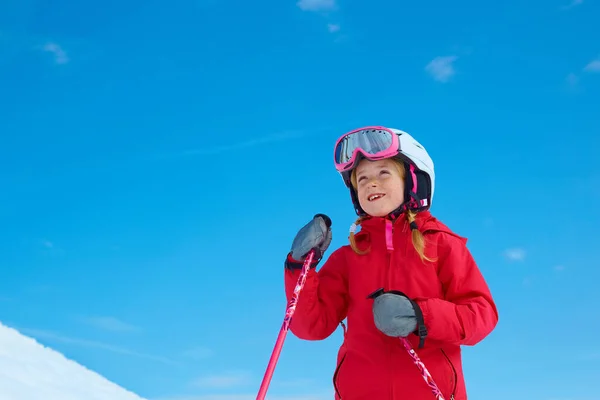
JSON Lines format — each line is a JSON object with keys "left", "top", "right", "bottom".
{"left": 333, "top": 126, "right": 400, "bottom": 172}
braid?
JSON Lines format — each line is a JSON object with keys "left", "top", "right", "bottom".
{"left": 349, "top": 216, "right": 370, "bottom": 254}
{"left": 407, "top": 210, "right": 434, "bottom": 263}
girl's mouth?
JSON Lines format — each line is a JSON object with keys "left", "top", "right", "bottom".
{"left": 368, "top": 193, "right": 385, "bottom": 201}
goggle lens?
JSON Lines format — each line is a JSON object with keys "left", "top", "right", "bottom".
{"left": 334, "top": 128, "right": 394, "bottom": 165}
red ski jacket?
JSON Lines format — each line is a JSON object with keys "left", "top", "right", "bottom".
{"left": 284, "top": 211, "right": 498, "bottom": 400}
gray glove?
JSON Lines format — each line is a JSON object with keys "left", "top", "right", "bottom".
{"left": 368, "top": 289, "right": 427, "bottom": 347}
{"left": 290, "top": 214, "right": 332, "bottom": 261}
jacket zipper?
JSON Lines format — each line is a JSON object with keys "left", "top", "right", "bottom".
{"left": 333, "top": 354, "right": 346, "bottom": 399}
{"left": 386, "top": 219, "right": 394, "bottom": 400}
{"left": 440, "top": 349, "right": 457, "bottom": 399}
{"left": 384, "top": 249, "right": 393, "bottom": 400}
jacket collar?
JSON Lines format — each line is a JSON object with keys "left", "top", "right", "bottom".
{"left": 356, "top": 210, "right": 464, "bottom": 241}
{"left": 359, "top": 210, "right": 432, "bottom": 233}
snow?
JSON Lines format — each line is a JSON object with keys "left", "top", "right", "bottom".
{"left": 0, "top": 322, "right": 146, "bottom": 400}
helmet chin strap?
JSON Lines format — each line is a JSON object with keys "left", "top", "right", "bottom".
{"left": 385, "top": 192, "right": 423, "bottom": 230}
{"left": 385, "top": 161, "right": 425, "bottom": 228}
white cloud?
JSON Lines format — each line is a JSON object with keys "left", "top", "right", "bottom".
{"left": 561, "top": 0, "right": 583, "bottom": 9}
{"left": 566, "top": 57, "right": 599, "bottom": 91}
{"left": 566, "top": 72, "right": 580, "bottom": 86}
{"left": 0, "top": 321, "right": 146, "bottom": 400}
{"left": 504, "top": 248, "right": 526, "bottom": 261}
{"left": 297, "top": 0, "right": 336, "bottom": 12}
{"left": 162, "top": 130, "right": 307, "bottom": 159}
{"left": 39, "top": 238, "right": 65, "bottom": 255}
{"left": 153, "top": 377, "right": 331, "bottom": 400}
{"left": 25, "top": 284, "right": 56, "bottom": 295}
{"left": 191, "top": 371, "right": 252, "bottom": 388}
{"left": 579, "top": 351, "right": 600, "bottom": 360}
{"left": 583, "top": 59, "right": 600, "bottom": 73}
{"left": 18, "top": 327, "right": 176, "bottom": 365}
{"left": 425, "top": 56, "right": 458, "bottom": 82}
{"left": 327, "top": 23, "right": 340, "bottom": 33}
{"left": 80, "top": 316, "right": 140, "bottom": 333}
{"left": 272, "top": 378, "right": 316, "bottom": 388}
{"left": 42, "top": 42, "right": 69, "bottom": 64}
{"left": 154, "top": 397, "right": 256, "bottom": 400}
{"left": 153, "top": 394, "right": 330, "bottom": 400}
{"left": 182, "top": 346, "right": 213, "bottom": 359}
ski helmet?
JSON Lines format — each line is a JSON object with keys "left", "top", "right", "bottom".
{"left": 333, "top": 126, "right": 435, "bottom": 217}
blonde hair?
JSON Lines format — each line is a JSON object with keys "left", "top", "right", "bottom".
{"left": 348, "top": 159, "right": 433, "bottom": 263}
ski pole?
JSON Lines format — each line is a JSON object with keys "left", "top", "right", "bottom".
{"left": 256, "top": 249, "right": 316, "bottom": 400}
{"left": 399, "top": 337, "right": 446, "bottom": 400}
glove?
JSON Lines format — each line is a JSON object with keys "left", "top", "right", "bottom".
{"left": 286, "top": 214, "right": 332, "bottom": 268}
{"left": 368, "top": 288, "right": 428, "bottom": 347}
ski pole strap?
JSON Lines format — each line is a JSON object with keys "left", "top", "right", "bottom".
{"left": 408, "top": 298, "right": 427, "bottom": 348}
{"left": 284, "top": 251, "right": 320, "bottom": 270}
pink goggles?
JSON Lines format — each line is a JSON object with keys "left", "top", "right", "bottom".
{"left": 334, "top": 126, "right": 400, "bottom": 172}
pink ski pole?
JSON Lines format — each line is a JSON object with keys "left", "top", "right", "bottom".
{"left": 256, "top": 249, "right": 316, "bottom": 400}
{"left": 399, "top": 337, "right": 446, "bottom": 400}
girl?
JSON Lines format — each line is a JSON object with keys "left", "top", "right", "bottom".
{"left": 283, "top": 126, "right": 498, "bottom": 400}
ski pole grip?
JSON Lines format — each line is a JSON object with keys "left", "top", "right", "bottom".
{"left": 314, "top": 213, "right": 332, "bottom": 228}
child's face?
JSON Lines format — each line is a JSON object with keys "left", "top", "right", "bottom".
{"left": 354, "top": 159, "right": 405, "bottom": 217}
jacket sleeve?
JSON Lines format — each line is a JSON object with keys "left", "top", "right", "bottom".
{"left": 284, "top": 247, "right": 349, "bottom": 341}
{"left": 415, "top": 232, "right": 498, "bottom": 346}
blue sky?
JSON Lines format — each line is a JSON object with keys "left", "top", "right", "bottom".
{"left": 0, "top": 0, "right": 599, "bottom": 399}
